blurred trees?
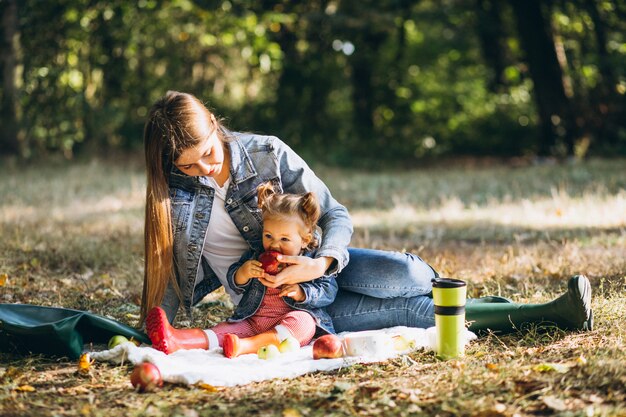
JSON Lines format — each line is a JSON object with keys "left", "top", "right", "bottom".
{"left": 0, "top": 0, "right": 624, "bottom": 164}
{"left": 0, "top": 0, "right": 19, "bottom": 156}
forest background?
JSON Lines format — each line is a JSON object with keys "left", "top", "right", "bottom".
{"left": 2, "top": 2, "right": 626, "bottom": 416}
{"left": 1, "top": 0, "right": 625, "bottom": 165}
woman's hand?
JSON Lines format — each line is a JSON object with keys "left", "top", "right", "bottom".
{"left": 279, "top": 284, "right": 306, "bottom": 302}
{"left": 257, "top": 255, "right": 333, "bottom": 288}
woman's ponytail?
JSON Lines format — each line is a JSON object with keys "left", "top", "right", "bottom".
{"left": 140, "top": 94, "right": 181, "bottom": 324}
{"left": 140, "top": 91, "right": 222, "bottom": 324}
{"left": 257, "top": 182, "right": 276, "bottom": 210}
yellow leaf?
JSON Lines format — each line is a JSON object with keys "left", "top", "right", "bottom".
{"left": 15, "top": 385, "right": 36, "bottom": 392}
{"left": 78, "top": 353, "right": 94, "bottom": 373}
{"left": 197, "top": 382, "right": 223, "bottom": 392}
{"left": 0, "top": 273, "right": 7, "bottom": 286}
{"left": 283, "top": 409, "right": 302, "bottom": 417}
{"left": 485, "top": 363, "right": 499, "bottom": 371}
{"left": 532, "top": 362, "right": 571, "bottom": 373}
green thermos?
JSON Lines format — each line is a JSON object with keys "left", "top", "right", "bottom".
{"left": 432, "top": 278, "right": 467, "bottom": 360}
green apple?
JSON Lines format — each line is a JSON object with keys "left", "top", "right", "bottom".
{"left": 278, "top": 336, "right": 300, "bottom": 353}
{"left": 108, "top": 335, "right": 130, "bottom": 349}
{"left": 257, "top": 344, "right": 281, "bottom": 360}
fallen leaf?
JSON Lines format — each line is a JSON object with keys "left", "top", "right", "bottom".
{"left": 1, "top": 366, "right": 22, "bottom": 381}
{"left": 196, "top": 383, "right": 223, "bottom": 392}
{"left": 283, "top": 408, "right": 302, "bottom": 417}
{"left": 532, "top": 362, "right": 572, "bottom": 373}
{"left": 542, "top": 395, "right": 567, "bottom": 411}
{"left": 78, "top": 353, "right": 94, "bottom": 374}
{"left": 485, "top": 363, "right": 499, "bottom": 371}
{"left": 80, "top": 404, "right": 92, "bottom": 416}
{"left": 0, "top": 273, "right": 8, "bottom": 286}
{"left": 15, "top": 385, "right": 36, "bottom": 392}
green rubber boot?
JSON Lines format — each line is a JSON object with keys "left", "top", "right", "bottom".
{"left": 466, "top": 275, "right": 593, "bottom": 334}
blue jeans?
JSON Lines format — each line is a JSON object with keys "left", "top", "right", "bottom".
{"left": 326, "top": 248, "right": 437, "bottom": 332}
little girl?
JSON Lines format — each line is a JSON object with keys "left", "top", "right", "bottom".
{"left": 146, "top": 183, "right": 337, "bottom": 358}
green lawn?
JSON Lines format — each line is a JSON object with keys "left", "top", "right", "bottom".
{"left": 1, "top": 157, "right": 625, "bottom": 417}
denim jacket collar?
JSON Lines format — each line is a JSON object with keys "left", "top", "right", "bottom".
{"left": 227, "top": 133, "right": 258, "bottom": 185}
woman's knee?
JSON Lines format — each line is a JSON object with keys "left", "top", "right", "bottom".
{"left": 339, "top": 248, "right": 435, "bottom": 296}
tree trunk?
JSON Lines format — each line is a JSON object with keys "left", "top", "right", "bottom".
{"left": 273, "top": 25, "right": 305, "bottom": 145}
{"left": 350, "top": 45, "right": 376, "bottom": 141}
{"left": 582, "top": 0, "right": 621, "bottom": 146}
{"left": 475, "top": 0, "right": 508, "bottom": 91}
{"left": 511, "top": 0, "right": 577, "bottom": 156}
{"left": 0, "top": 0, "right": 21, "bottom": 156}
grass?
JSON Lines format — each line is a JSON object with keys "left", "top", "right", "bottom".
{"left": 0, "top": 156, "right": 625, "bottom": 417}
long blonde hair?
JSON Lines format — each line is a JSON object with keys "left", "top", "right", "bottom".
{"left": 141, "top": 91, "right": 222, "bottom": 323}
{"left": 256, "top": 182, "right": 321, "bottom": 251}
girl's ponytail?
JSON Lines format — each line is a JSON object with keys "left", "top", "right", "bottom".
{"left": 300, "top": 192, "right": 321, "bottom": 228}
{"left": 300, "top": 192, "right": 320, "bottom": 249}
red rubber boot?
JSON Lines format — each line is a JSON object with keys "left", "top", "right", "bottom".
{"left": 146, "top": 307, "right": 209, "bottom": 354}
{"left": 222, "top": 330, "right": 281, "bottom": 359}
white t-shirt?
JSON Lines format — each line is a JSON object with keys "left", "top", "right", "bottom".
{"left": 201, "top": 176, "right": 249, "bottom": 305}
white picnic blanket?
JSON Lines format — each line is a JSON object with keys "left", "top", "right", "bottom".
{"left": 90, "top": 326, "right": 476, "bottom": 387}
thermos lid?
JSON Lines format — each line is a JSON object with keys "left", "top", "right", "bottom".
{"left": 431, "top": 278, "right": 467, "bottom": 288}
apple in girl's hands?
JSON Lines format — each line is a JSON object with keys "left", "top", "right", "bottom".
{"left": 130, "top": 362, "right": 163, "bottom": 392}
{"left": 312, "top": 334, "right": 344, "bottom": 359}
{"left": 258, "top": 250, "right": 283, "bottom": 275}
{"left": 278, "top": 336, "right": 300, "bottom": 353}
{"left": 257, "top": 344, "right": 281, "bottom": 360}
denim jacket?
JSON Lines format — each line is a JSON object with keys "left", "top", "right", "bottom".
{"left": 161, "top": 131, "right": 353, "bottom": 323}
{"left": 225, "top": 248, "right": 338, "bottom": 334}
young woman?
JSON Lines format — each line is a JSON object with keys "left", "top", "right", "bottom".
{"left": 141, "top": 91, "right": 593, "bottom": 339}
{"left": 146, "top": 183, "right": 336, "bottom": 358}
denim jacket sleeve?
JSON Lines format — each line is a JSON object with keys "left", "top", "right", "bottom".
{"left": 226, "top": 249, "right": 258, "bottom": 294}
{"left": 295, "top": 274, "right": 338, "bottom": 309}
{"left": 272, "top": 137, "right": 353, "bottom": 275}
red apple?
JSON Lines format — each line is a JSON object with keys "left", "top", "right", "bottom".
{"left": 130, "top": 362, "right": 163, "bottom": 392}
{"left": 258, "top": 250, "right": 283, "bottom": 275}
{"left": 312, "top": 334, "right": 344, "bottom": 359}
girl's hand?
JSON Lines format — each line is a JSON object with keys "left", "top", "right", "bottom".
{"left": 279, "top": 284, "right": 306, "bottom": 302}
{"left": 257, "top": 255, "right": 332, "bottom": 288}
{"left": 234, "top": 260, "right": 265, "bottom": 286}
